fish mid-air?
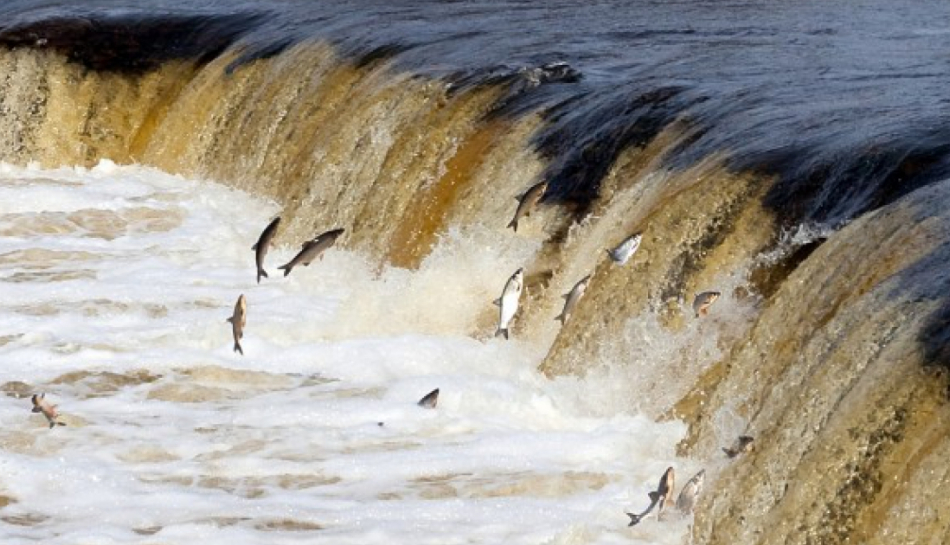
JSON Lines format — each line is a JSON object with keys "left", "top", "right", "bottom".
{"left": 723, "top": 435, "right": 754, "bottom": 458}
{"left": 675, "top": 469, "right": 706, "bottom": 516}
{"left": 692, "top": 291, "right": 721, "bottom": 317}
{"left": 278, "top": 228, "right": 344, "bottom": 277}
{"left": 494, "top": 267, "right": 524, "bottom": 340}
{"left": 607, "top": 232, "right": 642, "bottom": 265}
{"left": 227, "top": 294, "right": 247, "bottom": 355}
{"left": 31, "top": 393, "right": 66, "bottom": 429}
{"left": 626, "top": 466, "right": 674, "bottom": 526}
{"left": 507, "top": 181, "right": 547, "bottom": 232}
{"left": 417, "top": 388, "right": 440, "bottom": 409}
{"left": 252, "top": 216, "right": 281, "bottom": 283}
{"left": 555, "top": 274, "right": 591, "bottom": 325}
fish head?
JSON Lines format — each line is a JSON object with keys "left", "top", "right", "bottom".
{"left": 659, "top": 466, "right": 675, "bottom": 492}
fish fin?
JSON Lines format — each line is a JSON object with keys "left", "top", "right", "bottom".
{"left": 626, "top": 513, "right": 642, "bottom": 527}
{"left": 257, "top": 269, "right": 268, "bottom": 283}
{"left": 417, "top": 388, "right": 439, "bottom": 408}
{"left": 554, "top": 314, "right": 564, "bottom": 324}
{"left": 494, "top": 328, "right": 509, "bottom": 340}
{"left": 56, "top": 422, "right": 67, "bottom": 427}
{"left": 251, "top": 243, "right": 258, "bottom": 251}
{"left": 278, "top": 264, "right": 292, "bottom": 277}
{"left": 226, "top": 317, "right": 233, "bottom": 323}
{"left": 605, "top": 248, "right": 615, "bottom": 260}
{"left": 648, "top": 491, "right": 660, "bottom": 502}
{"left": 722, "top": 447, "right": 736, "bottom": 458}
{"left": 31, "top": 407, "right": 41, "bottom": 413}
{"left": 562, "top": 293, "right": 571, "bottom": 299}
{"left": 234, "top": 342, "right": 244, "bottom": 356}
{"left": 493, "top": 298, "right": 502, "bottom": 307}
{"left": 507, "top": 218, "right": 518, "bottom": 232}
{"left": 49, "top": 421, "right": 55, "bottom": 429}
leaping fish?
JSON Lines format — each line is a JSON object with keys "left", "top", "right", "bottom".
{"left": 417, "top": 388, "right": 440, "bottom": 409}
{"left": 675, "top": 469, "right": 706, "bottom": 515}
{"left": 507, "top": 181, "right": 547, "bottom": 233}
{"left": 555, "top": 274, "right": 591, "bottom": 325}
{"left": 692, "top": 291, "right": 721, "bottom": 318}
{"left": 31, "top": 393, "right": 66, "bottom": 429}
{"left": 252, "top": 217, "right": 281, "bottom": 283}
{"left": 626, "top": 466, "right": 674, "bottom": 526}
{"left": 227, "top": 294, "right": 247, "bottom": 356}
{"left": 723, "top": 435, "right": 754, "bottom": 458}
{"left": 607, "top": 232, "right": 642, "bottom": 265}
{"left": 278, "top": 228, "right": 344, "bottom": 277}
{"left": 494, "top": 267, "right": 524, "bottom": 340}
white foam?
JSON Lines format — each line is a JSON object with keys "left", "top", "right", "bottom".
{"left": 0, "top": 162, "right": 695, "bottom": 544}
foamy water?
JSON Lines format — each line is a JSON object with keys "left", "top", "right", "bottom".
{"left": 0, "top": 162, "right": 697, "bottom": 544}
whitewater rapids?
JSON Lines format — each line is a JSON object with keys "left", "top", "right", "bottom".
{"left": 0, "top": 162, "right": 697, "bottom": 544}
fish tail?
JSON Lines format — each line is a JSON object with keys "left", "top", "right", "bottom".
{"left": 494, "top": 328, "right": 509, "bottom": 340}
{"left": 626, "top": 512, "right": 642, "bottom": 527}
{"left": 279, "top": 264, "right": 292, "bottom": 277}
{"left": 257, "top": 268, "right": 268, "bottom": 283}
{"left": 234, "top": 341, "right": 244, "bottom": 356}
{"left": 507, "top": 218, "right": 518, "bottom": 232}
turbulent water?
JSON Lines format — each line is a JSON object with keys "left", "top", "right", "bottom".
{"left": 1, "top": 1, "right": 950, "bottom": 544}
{"left": 0, "top": 163, "right": 700, "bottom": 544}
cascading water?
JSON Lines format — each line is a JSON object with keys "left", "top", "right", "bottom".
{"left": 1, "top": 1, "right": 950, "bottom": 544}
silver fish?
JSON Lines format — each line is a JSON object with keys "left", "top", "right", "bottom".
{"left": 555, "top": 274, "right": 591, "bottom": 325}
{"left": 494, "top": 267, "right": 524, "bottom": 340}
{"left": 723, "top": 435, "right": 754, "bottom": 458}
{"left": 31, "top": 393, "right": 66, "bottom": 429}
{"left": 227, "top": 294, "right": 247, "bottom": 356}
{"left": 507, "top": 181, "right": 547, "bottom": 232}
{"left": 607, "top": 232, "right": 642, "bottom": 265}
{"left": 417, "top": 388, "right": 440, "bottom": 409}
{"left": 252, "top": 217, "right": 281, "bottom": 283}
{"left": 692, "top": 291, "right": 721, "bottom": 318}
{"left": 278, "top": 228, "right": 344, "bottom": 277}
{"left": 627, "top": 466, "right": 675, "bottom": 526}
{"left": 675, "top": 469, "right": 705, "bottom": 515}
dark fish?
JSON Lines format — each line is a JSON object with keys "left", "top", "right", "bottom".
{"left": 723, "top": 435, "right": 754, "bottom": 458}
{"left": 31, "top": 393, "right": 66, "bottom": 429}
{"left": 692, "top": 291, "right": 721, "bottom": 318}
{"left": 278, "top": 228, "right": 345, "bottom": 277}
{"left": 626, "top": 466, "right": 674, "bottom": 526}
{"left": 252, "top": 217, "right": 281, "bottom": 283}
{"left": 227, "top": 294, "right": 247, "bottom": 355}
{"left": 507, "top": 181, "right": 547, "bottom": 232}
{"left": 417, "top": 388, "right": 440, "bottom": 409}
